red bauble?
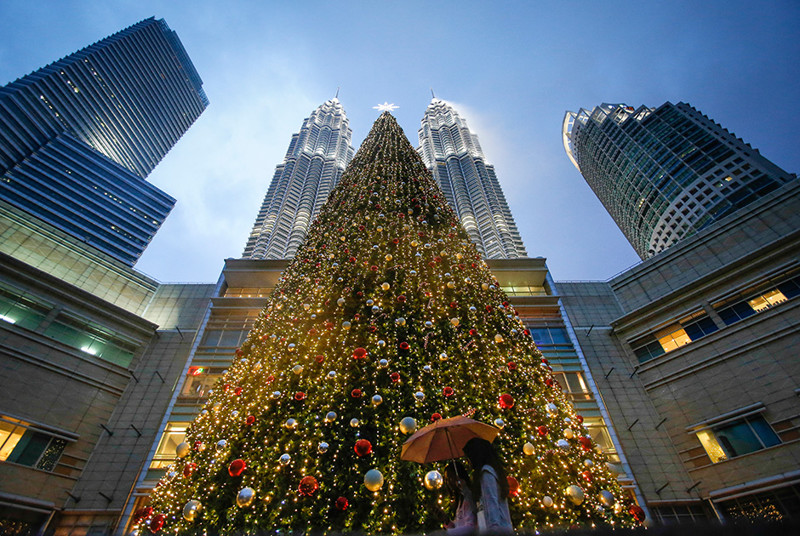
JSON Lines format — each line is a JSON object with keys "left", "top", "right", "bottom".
{"left": 134, "top": 506, "right": 153, "bottom": 521}
{"left": 576, "top": 415, "right": 584, "bottom": 424}
{"left": 150, "top": 514, "right": 165, "bottom": 532}
{"left": 498, "top": 393, "right": 515, "bottom": 409}
{"left": 353, "top": 347, "right": 367, "bottom": 360}
{"left": 266, "top": 375, "right": 275, "bottom": 384}
{"left": 354, "top": 439, "right": 373, "bottom": 457}
{"left": 245, "top": 415, "right": 256, "bottom": 426}
{"left": 315, "top": 354, "right": 325, "bottom": 363}
{"left": 507, "top": 362, "right": 517, "bottom": 371}
{"left": 183, "top": 462, "right": 197, "bottom": 478}
{"left": 397, "top": 295, "right": 406, "bottom": 303}
{"left": 545, "top": 377, "right": 554, "bottom": 387}
{"left": 228, "top": 458, "right": 246, "bottom": 477}
{"left": 370, "top": 265, "right": 378, "bottom": 271}
{"left": 223, "top": 383, "right": 230, "bottom": 392}
{"left": 390, "top": 372, "right": 401, "bottom": 383}
{"left": 630, "top": 505, "right": 646, "bottom": 523}
{"left": 298, "top": 476, "right": 319, "bottom": 496}
{"left": 392, "top": 238, "right": 399, "bottom": 244}
{"left": 431, "top": 412, "right": 442, "bottom": 421}
{"left": 486, "top": 305, "right": 493, "bottom": 312}
{"left": 351, "top": 388, "right": 362, "bottom": 398}
{"left": 348, "top": 256, "right": 356, "bottom": 263}
{"left": 469, "top": 329, "right": 477, "bottom": 336}
{"left": 537, "top": 425, "right": 549, "bottom": 436}
{"left": 399, "top": 341, "right": 410, "bottom": 351}
{"left": 335, "top": 496, "right": 349, "bottom": 511}
{"left": 235, "top": 348, "right": 243, "bottom": 357}
{"left": 294, "top": 392, "right": 306, "bottom": 401}
{"left": 443, "top": 386, "right": 455, "bottom": 398}
{"left": 579, "top": 436, "right": 593, "bottom": 450}
{"left": 449, "top": 301, "right": 458, "bottom": 308}
{"left": 507, "top": 476, "right": 520, "bottom": 497}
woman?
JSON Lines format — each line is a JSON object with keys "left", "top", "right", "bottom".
{"left": 444, "top": 462, "right": 476, "bottom": 535}
{"left": 462, "top": 438, "right": 513, "bottom": 533}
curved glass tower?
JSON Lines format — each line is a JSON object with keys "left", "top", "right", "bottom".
{"left": 418, "top": 98, "right": 527, "bottom": 259}
{"left": 563, "top": 102, "right": 795, "bottom": 259}
{"left": 0, "top": 17, "right": 207, "bottom": 265}
{"left": 243, "top": 98, "right": 354, "bottom": 259}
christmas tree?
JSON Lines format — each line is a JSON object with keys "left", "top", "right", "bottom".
{"left": 141, "top": 113, "right": 639, "bottom": 534}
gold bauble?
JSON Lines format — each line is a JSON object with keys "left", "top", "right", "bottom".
{"left": 176, "top": 441, "right": 190, "bottom": 458}
{"left": 182, "top": 499, "right": 201, "bottom": 521}
{"left": 399, "top": 416, "right": 417, "bottom": 434}
{"left": 424, "top": 470, "right": 444, "bottom": 490}
{"left": 236, "top": 487, "right": 256, "bottom": 508}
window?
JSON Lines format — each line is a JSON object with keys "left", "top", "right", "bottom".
{"left": 632, "top": 313, "right": 720, "bottom": 363}
{"left": 582, "top": 417, "right": 619, "bottom": 463}
{"left": 44, "top": 317, "right": 135, "bottom": 367}
{"left": 715, "top": 272, "right": 800, "bottom": 326}
{"left": 696, "top": 414, "right": 780, "bottom": 463}
{"left": 180, "top": 367, "right": 222, "bottom": 399}
{"left": 528, "top": 327, "right": 571, "bottom": 346}
{"left": 554, "top": 371, "right": 592, "bottom": 400}
{"left": 0, "top": 417, "right": 67, "bottom": 471}
{"left": 150, "top": 422, "right": 189, "bottom": 469}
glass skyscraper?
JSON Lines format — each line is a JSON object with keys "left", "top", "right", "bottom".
{"left": 0, "top": 17, "right": 208, "bottom": 265}
{"left": 563, "top": 101, "right": 795, "bottom": 259}
{"left": 418, "top": 98, "right": 527, "bottom": 259}
{"left": 242, "top": 98, "right": 354, "bottom": 259}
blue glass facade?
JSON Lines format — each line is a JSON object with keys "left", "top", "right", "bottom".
{"left": 0, "top": 18, "right": 207, "bottom": 265}
{"left": 563, "top": 102, "right": 795, "bottom": 258}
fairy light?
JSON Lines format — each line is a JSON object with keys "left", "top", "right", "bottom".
{"left": 138, "top": 113, "right": 639, "bottom": 535}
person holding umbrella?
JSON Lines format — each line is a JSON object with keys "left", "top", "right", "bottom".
{"left": 443, "top": 461, "right": 476, "bottom": 535}
{"left": 462, "top": 438, "right": 513, "bottom": 533}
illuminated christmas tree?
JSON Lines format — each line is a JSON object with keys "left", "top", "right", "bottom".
{"left": 141, "top": 113, "right": 639, "bottom": 534}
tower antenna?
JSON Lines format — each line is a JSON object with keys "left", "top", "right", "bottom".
{"left": 430, "top": 88, "right": 436, "bottom": 99}
{"left": 335, "top": 87, "right": 340, "bottom": 99}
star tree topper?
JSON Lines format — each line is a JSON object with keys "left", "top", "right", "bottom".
{"left": 373, "top": 101, "right": 399, "bottom": 112}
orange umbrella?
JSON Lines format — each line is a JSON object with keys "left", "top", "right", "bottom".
{"left": 401, "top": 416, "right": 500, "bottom": 463}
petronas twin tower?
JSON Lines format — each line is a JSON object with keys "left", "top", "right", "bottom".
{"left": 243, "top": 98, "right": 527, "bottom": 260}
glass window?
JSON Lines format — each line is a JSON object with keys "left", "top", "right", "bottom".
{"left": 696, "top": 414, "right": 780, "bottom": 463}
{"left": 0, "top": 418, "right": 66, "bottom": 471}
{"left": 748, "top": 289, "right": 787, "bottom": 312}
{"left": 554, "top": 372, "right": 591, "bottom": 400}
{"left": 150, "top": 423, "right": 189, "bottom": 469}
{"left": 657, "top": 328, "right": 691, "bottom": 352}
{"left": 180, "top": 368, "right": 222, "bottom": 399}
{"left": 528, "top": 327, "right": 571, "bottom": 346}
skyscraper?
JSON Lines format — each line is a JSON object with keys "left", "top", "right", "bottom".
{"left": 242, "top": 98, "right": 354, "bottom": 259}
{"left": 0, "top": 17, "right": 208, "bottom": 265}
{"left": 562, "top": 102, "right": 796, "bottom": 259}
{"left": 418, "top": 98, "right": 527, "bottom": 259}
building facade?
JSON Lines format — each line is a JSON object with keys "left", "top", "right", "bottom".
{"left": 418, "top": 99, "right": 527, "bottom": 259}
{"left": 558, "top": 173, "right": 800, "bottom": 524}
{"left": 242, "top": 98, "right": 354, "bottom": 259}
{"left": 0, "top": 17, "right": 208, "bottom": 265}
{"left": 562, "top": 102, "right": 795, "bottom": 259}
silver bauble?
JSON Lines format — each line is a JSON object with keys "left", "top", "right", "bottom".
{"left": 279, "top": 453, "right": 291, "bottom": 465}
{"left": 546, "top": 403, "right": 558, "bottom": 415}
{"left": 337, "top": 298, "right": 345, "bottom": 306}
{"left": 176, "top": 441, "right": 191, "bottom": 458}
{"left": 324, "top": 411, "right": 337, "bottom": 423}
{"left": 372, "top": 394, "right": 383, "bottom": 406}
{"left": 494, "top": 418, "right": 505, "bottom": 429}
{"left": 425, "top": 321, "right": 433, "bottom": 328}
{"left": 216, "top": 439, "right": 228, "bottom": 451}
{"left": 236, "top": 487, "right": 256, "bottom": 508}
{"left": 542, "top": 496, "right": 554, "bottom": 507}
{"left": 583, "top": 459, "right": 594, "bottom": 468}
{"left": 399, "top": 416, "right": 417, "bottom": 434}
{"left": 350, "top": 418, "right": 360, "bottom": 428}
{"left": 379, "top": 358, "right": 389, "bottom": 368}
{"left": 556, "top": 439, "right": 570, "bottom": 452}
{"left": 395, "top": 317, "right": 406, "bottom": 326}
{"left": 285, "top": 418, "right": 297, "bottom": 429}
{"left": 423, "top": 364, "right": 432, "bottom": 373}
{"left": 424, "top": 470, "right": 444, "bottom": 490}
{"left": 341, "top": 321, "right": 351, "bottom": 330}
{"left": 182, "top": 499, "right": 202, "bottom": 522}
{"left": 377, "top": 340, "right": 386, "bottom": 347}
{"left": 327, "top": 371, "right": 337, "bottom": 379}
{"left": 292, "top": 364, "right": 304, "bottom": 375}
{"left": 599, "top": 490, "right": 615, "bottom": 507}
{"left": 271, "top": 390, "right": 281, "bottom": 399}
{"left": 318, "top": 441, "right": 329, "bottom": 454}
{"left": 439, "top": 352, "right": 448, "bottom": 361}
{"left": 414, "top": 391, "right": 425, "bottom": 402}
{"left": 606, "top": 462, "right": 621, "bottom": 476}
{"left": 364, "top": 469, "right": 384, "bottom": 491}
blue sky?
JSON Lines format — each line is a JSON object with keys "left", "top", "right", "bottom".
{"left": 1, "top": 1, "right": 798, "bottom": 282}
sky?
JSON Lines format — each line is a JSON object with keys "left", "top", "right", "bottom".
{"left": 1, "top": 1, "right": 798, "bottom": 283}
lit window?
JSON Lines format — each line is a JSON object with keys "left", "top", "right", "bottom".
{"left": 657, "top": 327, "right": 691, "bottom": 352}
{"left": 150, "top": 423, "right": 189, "bottom": 469}
{"left": 0, "top": 417, "right": 67, "bottom": 471}
{"left": 747, "top": 289, "right": 787, "bottom": 312}
{"left": 696, "top": 415, "right": 780, "bottom": 463}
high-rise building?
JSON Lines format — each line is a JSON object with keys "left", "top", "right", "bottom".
{"left": 418, "top": 98, "right": 527, "bottom": 259}
{"left": 242, "top": 98, "right": 354, "bottom": 259}
{"left": 562, "top": 102, "right": 796, "bottom": 259}
{"left": 0, "top": 17, "right": 208, "bottom": 265}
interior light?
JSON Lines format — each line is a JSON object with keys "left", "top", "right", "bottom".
{"left": 0, "top": 314, "right": 16, "bottom": 324}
